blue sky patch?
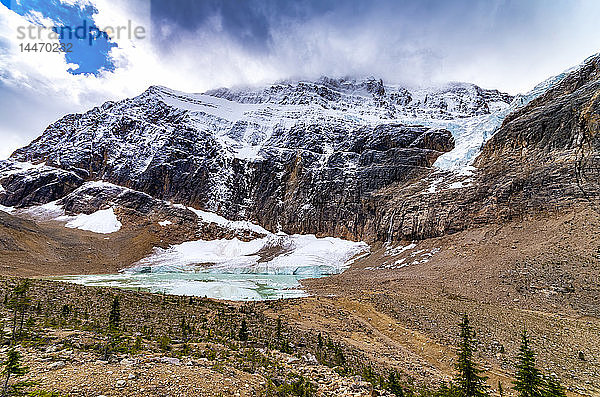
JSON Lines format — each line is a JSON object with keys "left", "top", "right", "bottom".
{"left": 2, "top": 0, "right": 117, "bottom": 75}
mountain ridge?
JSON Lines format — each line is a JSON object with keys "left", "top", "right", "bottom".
{"left": 0, "top": 55, "right": 600, "bottom": 396}
{"left": 3, "top": 54, "right": 598, "bottom": 242}
{"left": 4, "top": 75, "right": 519, "bottom": 239}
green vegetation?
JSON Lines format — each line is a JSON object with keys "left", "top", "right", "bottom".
{"left": 158, "top": 335, "right": 171, "bottom": 351}
{"left": 7, "top": 282, "right": 31, "bottom": 344}
{"left": 27, "top": 392, "right": 64, "bottom": 397}
{"left": 454, "top": 315, "right": 489, "bottom": 397}
{"left": 1, "top": 349, "right": 32, "bottom": 397}
{"left": 513, "top": 330, "right": 544, "bottom": 397}
{"left": 387, "top": 371, "right": 405, "bottom": 396}
{"left": 108, "top": 296, "right": 120, "bottom": 331}
{"left": 513, "top": 330, "right": 567, "bottom": 397}
{"left": 265, "top": 373, "right": 317, "bottom": 397}
{"left": 0, "top": 278, "right": 571, "bottom": 397}
{"left": 314, "top": 336, "right": 346, "bottom": 372}
{"left": 543, "top": 375, "right": 567, "bottom": 397}
{"left": 103, "top": 296, "right": 124, "bottom": 360}
{"left": 238, "top": 319, "right": 249, "bottom": 341}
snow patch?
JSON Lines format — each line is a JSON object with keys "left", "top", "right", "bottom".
{"left": 425, "top": 178, "right": 443, "bottom": 194}
{"left": 0, "top": 204, "right": 15, "bottom": 214}
{"left": 64, "top": 208, "right": 122, "bottom": 234}
{"left": 158, "top": 220, "right": 172, "bottom": 227}
{"left": 156, "top": 88, "right": 262, "bottom": 122}
{"left": 187, "top": 206, "right": 269, "bottom": 235}
{"left": 448, "top": 179, "right": 473, "bottom": 189}
{"left": 22, "top": 201, "right": 65, "bottom": 219}
{"left": 368, "top": 244, "right": 440, "bottom": 270}
{"left": 385, "top": 243, "right": 416, "bottom": 256}
{"left": 0, "top": 161, "right": 46, "bottom": 176}
{"left": 78, "top": 180, "right": 123, "bottom": 190}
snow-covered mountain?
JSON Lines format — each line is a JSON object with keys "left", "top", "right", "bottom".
{"left": 12, "top": 77, "right": 512, "bottom": 176}
{"left": 3, "top": 68, "right": 579, "bottom": 240}
{"left": 6, "top": 77, "right": 515, "bottom": 233}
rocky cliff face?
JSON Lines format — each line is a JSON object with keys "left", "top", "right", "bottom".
{"left": 369, "top": 54, "right": 600, "bottom": 241}
{"left": 475, "top": 54, "right": 600, "bottom": 216}
{"left": 6, "top": 59, "right": 595, "bottom": 243}
{"left": 0, "top": 162, "right": 83, "bottom": 207}
{"left": 4, "top": 77, "right": 514, "bottom": 240}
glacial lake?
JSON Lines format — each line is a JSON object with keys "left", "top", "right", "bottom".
{"left": 50, "top": 271, "right": 319, "bottom": 301}
{"left": 50, "top": 234, "right": 369, "bottom": 301}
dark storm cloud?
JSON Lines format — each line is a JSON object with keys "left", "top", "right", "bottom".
{"left": 149, "top": 0, "right": 321, "bottom": 51}
{"left": 149, "top": 0, "right": 544, "bottom": 51}
{"left": 146, "top": 0, "right": 591, "bottom": 90}
{"left": 149, "top": 0, "right": 443, "bottom": 51}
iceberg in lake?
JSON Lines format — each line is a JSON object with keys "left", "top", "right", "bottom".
{"left": 128, "top": 233, "right": 369, "bottom": 276}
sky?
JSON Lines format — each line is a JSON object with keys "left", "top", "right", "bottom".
{"left": 0, "top": 0, "right": 599, "bottom": 159}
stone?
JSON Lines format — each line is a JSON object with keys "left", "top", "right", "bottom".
{"left": 3, "top": 79, "right": 466, "bottom": 242}
{"left": 161, "top": 357, "right": 181, "bottom": 365}
{"left": 120, "top": 358, "right": 135, "bottom": 366}
{"left": 6, "top": 54, "right": 600, "bottom": 247}
{"left": 48, "top": 361, "right": 65, "bottom": 370}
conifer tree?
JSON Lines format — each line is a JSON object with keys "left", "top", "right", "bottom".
{"left": 1, "top": 349, "right": 30, "bottom": 397}
{"left": 104, "top": 296, "right": 123, "bottom": 360}
{"left": 387, "top": 372, "right": 404, "bottom": 396}
{"left": 108, "top": 296, "right": 120, "bottom": 331}
{"left": 513, "top": 330, "right": 544, "bottom": 397}
{"left": 543, "top": 375, "right": 566, "bottom": 397}
{"left": 435, "top": 382, "right": 459, "bottom": 397}
{"left": 238, "top": 319, "right": 249, "bottom": 341}
{"left": 276, "top": 317, "right": 282, "bottom": 339}
{"left": 8, "top": 282, "right": 30, "bottom": 343}
{"left": 454, "top": 314, "right": 489, "bottom": 397}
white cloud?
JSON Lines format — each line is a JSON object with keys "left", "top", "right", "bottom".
{"left": 0, "top": 130, "right": 28, "bottom": 159}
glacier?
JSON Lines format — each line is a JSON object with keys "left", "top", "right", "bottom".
{"left": 431, "top": 70, "right": 576, "bottom": 171}
{"left": 129, "top": 233, "right": 369, "bottom": 276}
{"left": 4, "top": 64, "right": 582, "bottom": 300}
{"left": 148, "top": 75, "right": 570, "bottom": 174}
{"left": 18, "top": 177, "right": 371, "bottom": 301}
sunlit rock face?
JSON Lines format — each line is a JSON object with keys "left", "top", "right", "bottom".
{"left": 370, "top": 55, "right": 600, "bottom": 241}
